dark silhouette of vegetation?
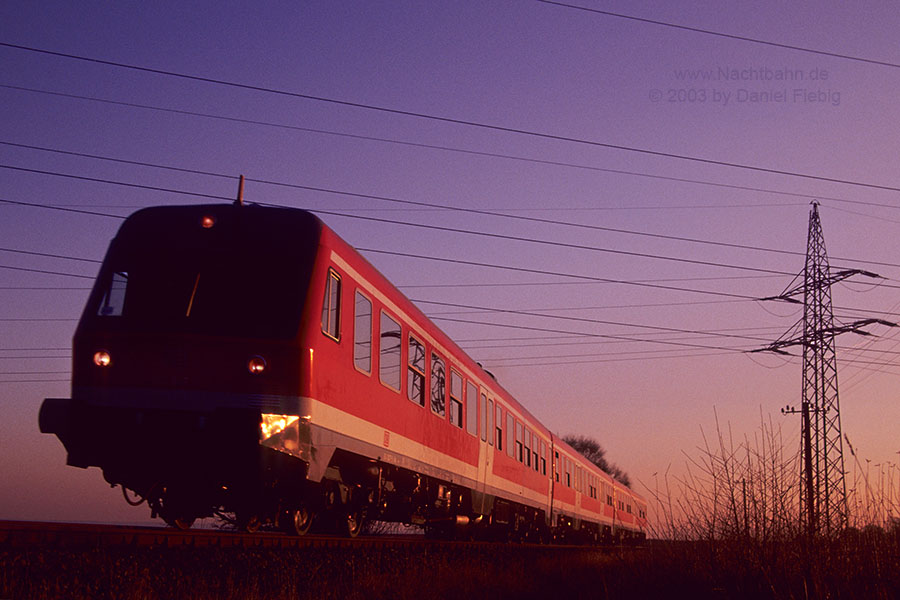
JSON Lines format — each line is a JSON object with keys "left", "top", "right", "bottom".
{"left": 562, "top": 434, "right": 631, "bottom": 488}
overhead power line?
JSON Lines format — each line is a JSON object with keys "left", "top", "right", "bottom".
{"left": 0, "top": 246, "right": 101, "bottom": 264}
{"left": 538, "top": 1, "right": 900, "bottom": 71}
{"left": 0, "top": 196, "right": 126, "bottom": 219}
{"left": 0, "top": 84, "right": 856, "bottom": 211}
{"left": 0, "top": 263, "right": 94, "bottom": 279}
{"left": 4, "top": 42, "right": 900, "bottom": 192}
{"left": 360, "top": 247, "right": 758, "bottom": 300}
{"left": 0, "top": 140, "right": 813, "bottom": 261}
{"left": 0, "top": 163, "right": 805, "bottom": 277}
{"left": 6, "top": 136, "right": 900, "bottom": 272}
{"left": 413, "top": 297, "right": 772, "bottom": 343}
{"left": 432, "top": 314, "right": 748, "bottom": 353}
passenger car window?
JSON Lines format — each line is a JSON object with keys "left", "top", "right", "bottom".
{"left": 353, "top": 291, "right": 372, "bottom": 373}
{"left": 495, "top": 403, "right": 502, "bottom": 450}
{"left": 379, "top": 312, "right": 401, "bottom": 390}
{"left": 466, "top": 381, "right": 478, "bottom": 436}
{"left": 430, "top": 353, "right": 446, "bottom": 417}
{"left": 449, "top": 370, "right": 463, "bottom": 428}
{"left": 408, "top": 335, "right": 425, "bottom": 406}
{"left": 321, "top": 268, "right": 341, "bottom": 340}
{"left": 488, "top": 398, "right": 494, "bottom": 446}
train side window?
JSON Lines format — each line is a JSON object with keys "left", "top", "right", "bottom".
{"left": 430, "top": 353, "right": 446, "bottom": 417}
{"left": 516, "top": 421, "right": 524, "bottom": 463}
{"left": 379, "top": 312, "right": 401, "bottom": 391}
{"left": 449, "top": 370, "right": 463, "bottom": 428}
{"left": 494, "top": 404, "right": 502, "bottom": 450}
{"left": 407, "top": 335, "right": 425, "bottom": 406}
{"left": 487, "top": 398, "right": 494, "bottom": 446}
{"left": 506, "top": 413, "right": 514, "bottom": 458}
{"left": 321, "top": 268, "right": 341, "bottom": 341}
{"left": 480, "top": 393, "right": 488, "bottom": 442}
{"left": 566, "top": 458, "right": 572, "bottom": 488}
{"left": 554, "top": 451, "right": 560, "bottom": 482}
{"left": 523, "top": 428, "right": 531, "bottom": 467}
{"left": 98, "top": 271, "right": 128, "bottom": 316}
{"left": 540, "top": 441, "right": 547, "bottom": 476}
{"left": 466, "top": 381, "right": 478, "bottom": 436}
{"left": 353, "top": 291, "right": 372, "bottom": 374}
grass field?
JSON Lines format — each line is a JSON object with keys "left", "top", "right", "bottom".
{"left": 4, "top": 533, "right": 900, "bottom": 599}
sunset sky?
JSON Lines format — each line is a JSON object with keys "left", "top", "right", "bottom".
{"left": 3, "top": 1, "right": 900, "bottom": 525}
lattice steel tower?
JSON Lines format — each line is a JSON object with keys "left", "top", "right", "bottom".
{"left": 799, "top": 201, "right": 846, "bottom": 534}
{"left": 756, "top": 202, "right": 890, "bottom": 535}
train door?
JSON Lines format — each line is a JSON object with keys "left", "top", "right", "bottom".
{"left": 548, "top": 436, "right": 556, "bottom": 527}
{"left": 475, "top": 390, "right": 492, "bottom": 514}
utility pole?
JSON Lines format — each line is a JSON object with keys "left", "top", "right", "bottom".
{"left": 753, "top": 202, "right": 894, "bottom": 536}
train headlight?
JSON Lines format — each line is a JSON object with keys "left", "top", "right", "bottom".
{"left": 248, "top": 355, "right": 267, "bottom": 375}
{"left": 260, "top": 414, "right": 299, "bottom": 439}
{"left": 93, "top": 350, "right": 112, "bottom": 367}
{"left": 200, "top": 215, "right": 216, "bottom": 229}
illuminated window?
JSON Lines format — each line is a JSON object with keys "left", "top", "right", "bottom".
{"left": 379, "top": 312, "right": 401, "bottom": 391}
{"left": 321, "top": 268, "right": 341, "bottom": 341}
{"left": 353, "top": 291, "right": 372, "bottom": 373}
{"left": 430, "top": 353, "right": 445, "bottom": 417}
{"left": 449, "top": 370, "right": 463, "bottom": 428}
{"left": 466, "top": 381, "right": 478, "bottom": 436}
{"left": 407, "top": 335, "right": 425, "bottom": 406}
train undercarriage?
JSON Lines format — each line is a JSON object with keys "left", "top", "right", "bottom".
{"left": 40, "top": 399, "right": 642, "bottom": 543}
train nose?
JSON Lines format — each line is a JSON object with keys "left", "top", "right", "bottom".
{"left": 39, "top": 398, "right": 72, "bottom": 435}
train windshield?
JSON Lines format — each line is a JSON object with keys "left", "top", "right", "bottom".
{"left": 89, "top": 242, "right": 311, "bottom": 339}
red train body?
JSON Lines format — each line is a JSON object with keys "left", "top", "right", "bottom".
{"left": 40, "top": 203, "right": 647, "bottom": 541}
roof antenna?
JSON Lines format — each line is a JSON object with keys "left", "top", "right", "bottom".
{"left": 235, "top": 174, "right": 245, "bottom": 207}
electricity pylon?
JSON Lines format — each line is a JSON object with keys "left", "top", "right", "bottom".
{"left": 753, "top": 202, "right": 893, "bottom": 535}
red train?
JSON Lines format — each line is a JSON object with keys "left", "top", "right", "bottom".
{"left": 40, "top": 202, "right": 647, "bottom": 541}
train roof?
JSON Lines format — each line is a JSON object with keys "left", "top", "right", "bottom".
{"left": 114, "top": 203, "right": 324, "bottom": 247}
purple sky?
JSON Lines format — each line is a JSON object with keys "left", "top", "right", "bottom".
{"left": 3, "top": 1, "right": 900, "bottom": 525}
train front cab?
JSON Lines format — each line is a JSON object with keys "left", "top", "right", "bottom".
{"left": 39, "top": 204, "right": 323, "bottom": 528}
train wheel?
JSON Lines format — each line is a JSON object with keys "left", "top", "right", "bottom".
{"left": 341, "top": 508, "right": 364, "bottom": 538}
{"left": 164, "top": 516, "right": 195, "bottom": 530}
{"left": 238, "top": 514, "right": 261, "bottom": 533}
{"left": 285, "top": 507, "right": 315, "bottom": 536}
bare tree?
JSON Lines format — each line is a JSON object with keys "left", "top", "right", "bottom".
{"left": 563, "top": 434, "right": 631, "bottom": 488}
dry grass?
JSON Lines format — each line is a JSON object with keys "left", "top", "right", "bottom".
{"left": 641, "top": 410, "right": 900, "bottom": 599}
{"left": 6, "top": 414, "right": 900, "bottom": 598}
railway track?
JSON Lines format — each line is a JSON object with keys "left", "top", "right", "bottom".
{"left": 1, "top": 520, "right": 648, "bottom": 600}
{"left": 0, "top": 520, "right": 425, "bottom": 549}
{"left": 0, "top": 520, "right": 642, "bottom": 552}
